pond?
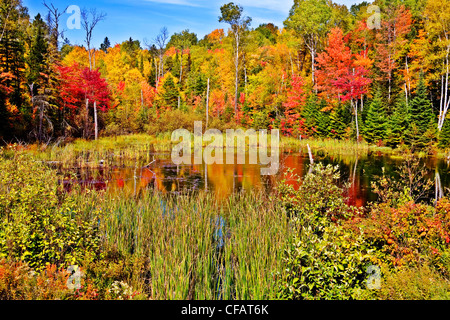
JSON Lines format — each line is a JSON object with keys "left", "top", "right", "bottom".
{"left": 58, "top": 148, "right": 450, "bottom": 207}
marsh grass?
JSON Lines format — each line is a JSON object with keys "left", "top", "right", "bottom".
{"left": 73, "top": 189, "right": 292, "bottom": 300}
{"left": 22, "top": 134, "right": 405, "bottom": 171}
{"left": 281, "top": 137, "right": 371, "bottom": 154}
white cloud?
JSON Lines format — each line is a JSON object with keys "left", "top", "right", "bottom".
{"left": 142, "top": 0, "right": 202, "bottom": 7}
{"left": 141, "top": 0, "right": 293, "bottom": 13}
{"left": 236, "top": 0, "right": 293, "bottom": 14}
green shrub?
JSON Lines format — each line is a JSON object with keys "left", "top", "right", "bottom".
{"left": 276, "top": 163, "right": 372, "bottom": 300}
{"left": 0, "top": 154, "right": 102, "bottom": 271}
{"left": 377, "top": 263, "right": 450, "bottom": 300}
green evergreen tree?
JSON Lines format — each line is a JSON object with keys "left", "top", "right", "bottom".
{"left": 386, "top": 96, "right": 409, "bottom": 148}
{"left": 363, "top": 91, "right": 387, "bottom": 144}
{"left": 406, "top": 75, "right": 436, "bottom": 150}
{"left": 315, "top": 98, "right": 330, "bottom": 137}
{"left": 329, "top": 104, "right": 348, "bottom": 139}
{"left": 0, "top": 0, "right": 28, "bottom": 139}
{"left": 100, "top": 37, "right": 111, "bottom": 53}
{"left": 161, "top": 73, "right": 179, "bottom": 109}
{"left": 438, "top": 117, "right": 450, "bottom": 149}
{"left": 302, "top": 94, "right": 318, "bottom": 134}
{"left": 27, "top": 14, "right": 48, "bottom": 88}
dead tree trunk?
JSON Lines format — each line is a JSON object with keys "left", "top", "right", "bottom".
{"left": 94, "top": 101, "right": 98, "bottom": 140}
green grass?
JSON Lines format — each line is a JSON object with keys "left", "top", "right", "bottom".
{"left": 73, "top": 189, "right": 291, "bottom": 300}
{"left": 2, "top": 145, "right": 450, "bottom": 300}
{"left": 23, "top": 134, "right": 389, "bottom": 165}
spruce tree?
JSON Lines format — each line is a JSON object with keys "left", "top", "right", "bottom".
{"left": 161, "top": 73, "right": 179, "bottom": 109}
{"left": 386, "top": 96, "right": 409, "bottom": 148}
{"left": 27, "top": 14, "right": 49, "bottom": 88}
{"left": 329, "top": 104, "right": 348, "bottom": 139}
{"left": 315, "top": 98, "right": 330, "bottom": 137}
{"left": 438, "top": 117, "right": 450, "bottom": 149}
{"left": 100, "top": 37, "right": 111, "bottom": 53}
{"left": 364, "top": 91, "right": 387, "bottom": 144}
{"left": 406, "top": 75, "right": 436, "bottom": 150}
{"left": 302, "top": 94, "right": 318, "bottom": 134}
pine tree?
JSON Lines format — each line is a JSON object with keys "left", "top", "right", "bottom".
{"left": 0, "top": 0, "right": 28, "bottom": 139}
{"left": 160, "top": 73, "right": 179, "bottom": 109}
{"left": 363, "top": 91, "right": 387, "bottom": 144}
{"left": 27, "top": 14, "right": 52, "bottom": 141}
{"left": 438, "top": 117, "right": 450, "bottom": 149}
{"left": 329, "top": 104, "right": 348, "bottom": 139}
{"left": 27, "top": 14, "right": 49, "bottom": 88}
{"left": 315, "top": 98, "right": 330, "bottom": 137}
{"left": 386, "top": 96, "right": 409, "bottom": 148}
{"left": 302, "top": 94, "right": 318, "bottom": 134}
{"left": 100, "top": 37, "right": 111, "bottom": 53}
{"left": 406, "top": 75, "right": 436, "bottom": 150}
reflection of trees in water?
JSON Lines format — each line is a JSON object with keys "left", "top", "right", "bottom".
{"left": 58, "top": 151, "right": 450, "bottom": 207}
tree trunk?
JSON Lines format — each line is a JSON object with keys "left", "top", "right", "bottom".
{"left": 94, "top": 101, "right": 98, "bottom": 140}
{"left": 85, "top": 98, "right": 89, "bottom": 139}
{"left": 206, "top": 78, "right": 210, "bottom": 127}
{"left": 354, "top": 100, "right": 360, "bottom": 142}
{"left": 438, "top": 52, "right": 450, "bottom": 131}
{"left": 289, "top": 51, "right": 294, "bottom": 76}
{"left": 244, "top": 66, "right": 248, "bottom": 95}
{"left": 436, "top": 170, "right": 444, "bottom": 205}
{"left": 234, "top": 38, "right": 239, "bottom": 118}
{"left": 39, "top": 101, "right": 44, "bottom": 143}
{"left": 155, "top": 58, "right": 159, "bottom": 86}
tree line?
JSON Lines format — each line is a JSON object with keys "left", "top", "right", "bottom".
{"left": 0, "top": 0, "right": 449, "bottom": 152}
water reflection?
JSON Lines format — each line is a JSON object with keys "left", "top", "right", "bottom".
{"left": 59, "top": 150, "right": 450, "bottom": 207}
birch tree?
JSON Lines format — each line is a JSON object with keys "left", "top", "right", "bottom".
{"left": 284, "top": 0, "right": 332, "bottom": 90}
{"left": 81, "top": 8, "right": 106, "bottom": 71}
{"left": 425, "top": 0, "right": 450, "bottom": 132}
{"left": 219, "top": 2, "right": 251, "bottom": 117}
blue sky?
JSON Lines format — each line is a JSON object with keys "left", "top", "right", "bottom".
{"left": 23, "top": 0, "right": 364, "bottom": 48}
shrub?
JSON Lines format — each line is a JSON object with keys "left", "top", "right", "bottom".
{"left": 370, "top": 153, "right": 434, "bottom": 206}
{"left": 0, "top": 259, "right": 74, "bottom": 300}
{"left": 277, "top": 163, "right": 359, "bottom": 223}
{"left": 276, "top": 163, "right": 372, "bottom": 300}
{"left": 0, "top": 153, "right": 102, "bottom": 271}
{"left": 377, "top": 263, "right": 450, "bottom": 300}
{"left": 147, "top": 109, "right": 203, "bottom": 135}
{"left": 278, "top": 223, "right": 373, "bottom": 300}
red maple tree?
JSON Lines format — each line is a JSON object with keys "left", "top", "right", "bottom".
{"left": 281, "top": 74, "right": 307, "bottom": 137}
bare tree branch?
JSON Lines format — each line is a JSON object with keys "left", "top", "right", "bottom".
{"left": 43, "top": 1, "right": 67, "bottom": 49}
{"left": 81, "top": 8, "right": 107, "bottom": 70}
{"left": 153, "top": 27, "right": 169, "bottom": 85}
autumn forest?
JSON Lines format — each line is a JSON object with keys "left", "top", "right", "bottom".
{"left": 2, "top": 0, "right": 450, "bottom": 303}
{"left": 0, "top": 0, "right": 448, "bottom": 152}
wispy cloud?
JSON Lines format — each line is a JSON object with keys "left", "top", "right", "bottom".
{"left": 237, "top": 0, "right": 292, "bottom": 14}
{"left": 141, "top": 0, "right": 292, "bottom": 13}
{"left": 141, "top": 0, "right": 203, "bottom": 7}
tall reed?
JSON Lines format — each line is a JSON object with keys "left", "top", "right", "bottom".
{"left": 90, "top": 190, "right": 291, "bottom": 300}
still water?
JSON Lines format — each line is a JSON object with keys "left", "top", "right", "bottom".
{"left": 59, "top": 149, "right": 450, "bottom": 207}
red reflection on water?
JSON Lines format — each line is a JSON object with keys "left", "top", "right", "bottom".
{"left": 59, "top": 153, "right": 371, "bottom": 207}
